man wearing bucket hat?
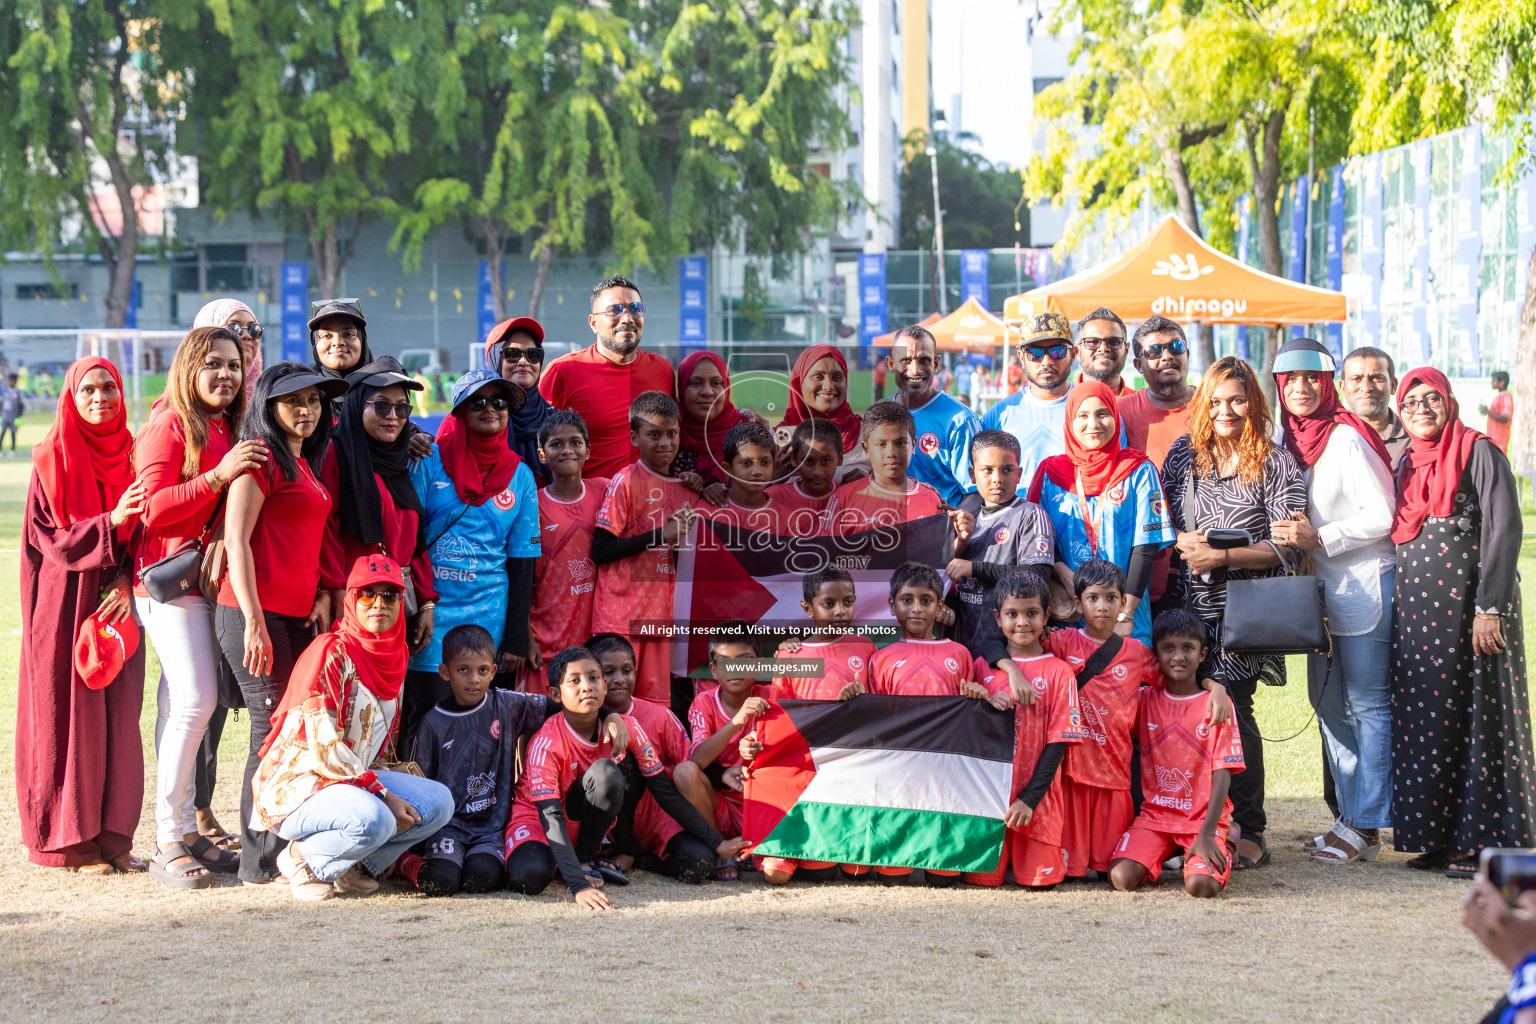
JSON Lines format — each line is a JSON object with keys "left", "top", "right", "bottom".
{"left": 399, "top": 368, "right": 541, "bottom": 754}
{"left": 981, "top": 310, "right": 1078, "bottom": 491}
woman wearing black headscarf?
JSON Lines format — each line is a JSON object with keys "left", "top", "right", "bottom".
{"left": 319, "top": 356, "right": 437, "bottom": 657}
{"left": 484, "top": 316, "right": 553, "bottom": 488}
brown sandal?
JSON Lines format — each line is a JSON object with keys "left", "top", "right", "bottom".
{"left": 73, "top": 860, "right": 114, "bottom": 876}
{"left": 197, "top": 810, "right": 242, "bottom": 852}
{"left": 110, "top": 853, "right": 148, "bottom": 873}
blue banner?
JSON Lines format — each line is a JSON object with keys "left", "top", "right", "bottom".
{"left": 1327, "top": 167, "right": 1346, "bottom": 360}
{"left": 1289, "top": 175, "right": 1309, "bottom": 283}
{"left": 477, "top": 261, "right": 503, "bottom": 350}
{"left": 680, "top": 256, "right": 708, "bottom": 354}
{"left": 123, "top": 274, "right": 140, "bottom": 330}
{"left": 1410, "top": 140, "right": 1432, "bottom": 365}
{"left": 280, "top": 262, "right": 309, "bottom": 363}
{"left": 960, "top": 249, "right": 989, "bottom": 307}
{"left": 858, "top": 253, "right": 887, "bottom": 368}
{"left": 1361, "top": 154, "right": 1383, "bottom": 348}
{"left": 1456, "top": 125, "right": 1482, "bottom": 374}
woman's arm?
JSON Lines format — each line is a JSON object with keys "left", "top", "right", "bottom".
{"left": 25, "top": 479, "right": 122, "bottom": 574}
{"left": 1472, "top": 439, "right": 1522, "bottom": 613}
{"left": 224, "top": 473, "right": 274, "bottom": 676}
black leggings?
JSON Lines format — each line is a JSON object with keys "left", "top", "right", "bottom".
{"left": 1226, "top": 673, "right": 1266, "bottom": 837}
{"left": 507, "top": 760, "right": 627, "bottom": 895}
{"left": 651, "top": 833, "right": 716, "bottom": 885}
{"left": 417, "top": 853, "right": 506, "bottom": 896}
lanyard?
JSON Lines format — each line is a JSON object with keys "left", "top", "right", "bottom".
{"left": 1074, "top": 471, "right": 1109, "bottom": 558}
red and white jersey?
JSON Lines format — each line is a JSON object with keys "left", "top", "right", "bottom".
{"left": 769, "top": 634, "right": 877, "bottom": 701}
{"left": 531, "top": 479, "right": 608, "bottom": 658}
{"left": 701, "top": 496, "right": 783, "bottom": 534}
{"left": 765, "top": 480, "right": 834, "bottom": 537}
{"left": 591, "top": 462, "right": 696, "bottom": 636}
{"left": 1134, "top": 687, "right": 1245, "bottom": 834}
{"left": 824, "top": 477, "right": 944, "bottom": 534}
{"left": 686, "top": 687, "right": 752, "bottom": 770}
{"left": 975, "top": 653, "right": 1084, "bottom": 845}
{"left": 612, "top": 697, "right": 689, "bottom": 769}
{"left": 1044, "top": 628, "right": 1160, "bottom": 791}
{"left": 871, "top": 638, "right": 975, "bottom": 697}
{"left": 514, "top": 712, "right": 667, "bottom": 807}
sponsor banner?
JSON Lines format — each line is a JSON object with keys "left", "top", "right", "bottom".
{"left": 280, "top": 262, "right": 309, "bottom": 363}
{"left": 680, "top": 255, "right": 708, "bottom": 353}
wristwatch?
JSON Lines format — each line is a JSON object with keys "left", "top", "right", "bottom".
{"left": 1116, "top": 612, "right": 1131, "bottom": 623}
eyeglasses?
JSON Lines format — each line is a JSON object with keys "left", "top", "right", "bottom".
{"left": 466, "top": 395, "right": 511, "bottom": 412}
{"left": 500, "top": 345, "right": 544, "bottom": 364}
{"left": 1022, "top": 343, "right": 1072, "bottom": 362}
{"left": 1139, "top": 338, "right": 1188, "bottom": 360}
{"left": 1078, "top": 338, "right": 1125, "bottom": 352}
{"left": 226, "top": 322, "right": 264, "bottom": 340}
{"left": 1400, "top": 392, "right": 1446, "bottom": 414}
{"left": 367, "top": 400, "right": 413, "bottom": 419}
{"left": 596, "top": 302, "right": 645, "bottom": 320}
{"left": 356, "top": 589, "right": 401, "bottom": 605}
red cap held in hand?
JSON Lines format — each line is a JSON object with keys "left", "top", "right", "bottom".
{"left": 74, "top": 611, "right": 140, "bottom": 690}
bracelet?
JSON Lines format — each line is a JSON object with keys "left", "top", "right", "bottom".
{"left": 418, "top": 601, "right": 436, "bottom": 612}
{"left": 376, "top": 788, "right": 391, "bottom": 801}
{"left": 1477, "top": 612, "right": 1502, "bottom": 621}
{"left": 1223, "top": 548, "right": 1231, "bottom": 567}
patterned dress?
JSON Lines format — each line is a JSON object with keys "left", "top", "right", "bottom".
{"left": 1391, "top": 440, "right": 1535, "bottom": 853}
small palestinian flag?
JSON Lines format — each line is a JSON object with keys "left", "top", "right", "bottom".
{"left": 743, "top": 695, "right": 1015, "bottom": 873}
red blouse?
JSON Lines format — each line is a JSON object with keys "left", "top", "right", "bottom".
{"left": 133, "top": 407, "right": 232, "bottom": 598}
{"left": 217, "top": 457, "right": 332, "bottom": 617}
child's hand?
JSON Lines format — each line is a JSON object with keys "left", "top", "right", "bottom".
{"left": 1187, "top": 831, "right": 1228, "bottom": 876}
{"left": 722, "top": 765, "right": 746, "bottom": 792}
{"left": 663, "top": 507, "right": 698, "bottom": 545}
{"left": 1201, "top": 680, "right": 1231, "bottom": 725}
{"left": 680, "top": 471, "right": 705, "bottom": 494}
{"left": 836, "top": 680, "right": 863, "bottom": 701}
{"left": 960, "top": 681, "right": 989, "bottom": 701}
{"left": 731, "top": 696, "right": 770, "bottom": 727}
{"left": 948, "top": 508, "right": 975, "bottom": 545}
{"left": 988, "top": 691, "right": 1014, "bottom": 712}
{"left": 936, "top": 605, "right": 956, "bottom": 627}
{"left": 715, "top": 837, "right": 751, "bottom": 859}
{"left": 1004, "top": 799, "right": 1034, "bottom": 830}
{"left": 702, "top": 481, "right": 729, "bottom": 507}
{"left": 602, "top": 714, "right": 631, "bottom": 752}
{"left": 1003, "top": 660, "right": 1037, "bottom": 707}
{"left": 945, "top": 557, "right": 974, "bottom": 582}
{"left": 777, "top": 638, "right": 803, "bottom": 655}
{"left": 739, "top": 730, "right": 762, "bottom": 762}
{"left": 574, "top": 888, "right": 611, "bottom": 911}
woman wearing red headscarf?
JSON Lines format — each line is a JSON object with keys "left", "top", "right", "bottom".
{"left": 1027, "top": 381, "right": 1174, "bottom": 642}
{"left": 250, "top": 553, "right": 454, "bottom": 901}
{"left": 1389, "top": 367, "right": 1534, "bottom": 878}
{"left": 16, "top": 357, "right": 147, "bottom": 873}
{"left": 777, "top": 344, "right": 869, "bottom": 482}
{"left": 672, "top": 350, "right": 750, "bottom": 504}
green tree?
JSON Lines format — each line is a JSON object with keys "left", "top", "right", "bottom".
{"left": 0, "top": 0, "right": 178, "bottom": 328}
{"left": 899, "top": 130, "right": 1027, "bottom": 251}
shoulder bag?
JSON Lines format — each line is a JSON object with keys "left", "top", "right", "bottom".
{"left": 135, "top": 493, "right": 226, "bottom": 604}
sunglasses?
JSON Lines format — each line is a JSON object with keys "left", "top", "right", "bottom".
{"left": 356, "top": 588, "right": 401, "bottom": 605}
{"left": 1139, "top": 338, "right": 1188, "bottom": 359}
{"left": 466, "top": 394, "right": 511, "bottom": 412}
{"left": 367, "top": 400, "right": 413, "bottom": 419}
{"left": 500, "top": 345, "right": 544, "bottom": 364}
{"left": 1022, "top": 343, "right": 1072, "bottom": 362}
{"left": 596, "top": 302, "right": 645, "bottom": 320}
{"left": 226, "top": 322, "right": 264, "bottom": 340}
{"left": 1078, "top": 338, "right": 1125, "bottom": 352}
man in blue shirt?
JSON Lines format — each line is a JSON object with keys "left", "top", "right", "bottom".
{"left": 887, "top": 324, "right": 981, "bottom": 506}
{"left": 981, "top": 311, "right": 1076, "bottom": 493}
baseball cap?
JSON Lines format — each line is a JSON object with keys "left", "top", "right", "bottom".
{"left": 263, "top": 363, "right": 350, "bottom": 402}
{"left": 1021, "top": 311, "right": 1073, "bottom": 347}
{"left": 485, "top": 316, "right": 545, "bottom": 348}
{"left": 345, "top": 355, "right": 424, "bottom": 392}
{"left": 451, "top": 369, "right": 525, "bottom": 412}
{"left": 74, "top": 611, "right": 141, "bottom": 690}
{"left": 347, "top": 553, "right": 405, "bottom": 592}
{"left": 308, "top": 298, "right": 367, "bottom": 333}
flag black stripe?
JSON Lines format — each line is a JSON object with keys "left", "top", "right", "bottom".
{"left": 778, "top": 694, "right": 1014, "bottom": 763}
{"left": 702, "top": 513, "right": 954, "bottom": 578}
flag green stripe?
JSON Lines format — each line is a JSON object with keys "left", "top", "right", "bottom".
{"left": 753, "top": 801, "right": 1005, "bottom": 874}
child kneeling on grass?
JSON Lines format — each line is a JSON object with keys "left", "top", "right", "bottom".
{"left": 1109, "top": 610, "right": 1244, "bottom": 899}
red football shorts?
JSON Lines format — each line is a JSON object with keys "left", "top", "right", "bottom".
{"left": 631, "top": 635, "right": 674, "bottom": 705}
{"left": 963, "top": 831, "right": 1068, "bottom": 888}
{"left": 1112, "top": 817, "right": 1234, "bottom": 888}
{"left": 1061, "top": 776, "right": 1134, "bottom": 875}
{"left": 632, "top": 792, "right": 684, "bottom": 857}
{"left": 755, "top": 856, "right": 838, "bottom": 879}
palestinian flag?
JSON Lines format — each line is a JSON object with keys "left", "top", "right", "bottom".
{"left": 743, "top": 695, "right": 1014, "bottom": 873}
{"left": 670, "top": 513, "right": 953, "bottom": 675}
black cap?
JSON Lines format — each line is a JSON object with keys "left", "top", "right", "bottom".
{"left": 307, "top": 299, "right": 367, "bottom": 333}
{"left": 345, "top": 355, "right": 424, "bottom": 392}
{"left": 264, "top": 365, "right": 350, "bottom": 402}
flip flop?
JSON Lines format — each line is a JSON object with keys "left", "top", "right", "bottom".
{"left": 1234, "top": 835, "right": 1271, "bottom": 871}
{"left": 1406, "top": 849, "right": 1453, "bottom": 872}
{"left": 591, "top": 858, "right": 631, "bottom": 886}
{"left": 148, "top": 843, "right": 213, "bottom": 890}
{"left": 1445, "top": 853, "right": 1478, "bottom": 880}
{"left": 187, "top": 835, "right": 240, "bottom": 874}
{"left": 714, "top": 856, "right": 740, "bottom": 882}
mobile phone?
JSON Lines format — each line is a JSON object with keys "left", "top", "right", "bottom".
{"left": 1204, "top": 528, "right": 1251, "bottom": 550}
{"left": 1481, "top": 848, "right": 1536, "bottom": 905}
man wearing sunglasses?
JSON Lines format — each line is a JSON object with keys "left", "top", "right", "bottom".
{"left": 539, "top": 276, "right": 676, "bottom": 479}
{"left": 1075, "top": 306, "right": 1132, "bottom": 395}
{"left": 980, "top": 311, "right": 1077, "bottom": 492}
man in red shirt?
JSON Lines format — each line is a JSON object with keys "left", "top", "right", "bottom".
{"left": 1117, "top": 315, "right": 1195, "bottom": 470}
{"left": 1074, "top": 307, "right": 1132, "bottom": 396}
{"left": 1480, "top": 369, "right": 1514, "bottom": 453}
{"left": 539, "top": 277, "right": 676, "bottom": 479}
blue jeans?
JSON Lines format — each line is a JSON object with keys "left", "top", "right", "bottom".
{"left": 1308, "top": 567, "right": 1394, "bottom": 830}
{"left": 276, "top": 770, "right": 454, "bottom": 882}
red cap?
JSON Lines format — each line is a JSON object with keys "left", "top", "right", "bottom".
{"left": 347, "top": 553, "right": 405, "bottom": 591}
{"left": 74, "top": 611, "right": 140, "bottom": 690}
{"left": 486, "top": 316, "right": 544, "bottom": 346}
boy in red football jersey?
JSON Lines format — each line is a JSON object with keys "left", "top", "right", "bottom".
{"left": 590, "top": 391, "right": 699, "bottom": 712}
{"left": 968, "top": 570, "right": 1083, "bottom": 888}
{"left": 1110, "top": 610, "right": 1244, "bottom": 898}
{"left": 871, "top": 562, "right": 986, "bottom": 699}
{"left": 673, "top": 623, "right": 768, "bottom": 880}
{"left": 527, "top": 410, "right": 608, "bottom": 688}
{"left": 700, "top": 421, "right": 780, "bottom": 532}
{"left": 504, "top": 646, "right": 747, "bottom": 909}
{"left": 825, "top": 401, "right": 947, "bottom": 533}
{"left": 769, "top": 565, "right": 874, "bottom": 701}
{"left": 1044, "top": 559, "right": 1228, "bottom": 880}
{"left": 766, "top": 418, "right": 842, "bottom": 536}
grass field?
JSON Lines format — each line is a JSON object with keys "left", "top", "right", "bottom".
{"left": 0, "top": 415, "right": 1523, "bottom": 1022}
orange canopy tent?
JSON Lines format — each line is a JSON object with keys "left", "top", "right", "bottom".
{"left": 1002, "top": 214, "right": 1347, "bottom": 326}
{"left": 870, "top": 312, "right": 940, "bottom": 347}
{"left": 923, "top": 297, "right": 1012, "bottom": 353}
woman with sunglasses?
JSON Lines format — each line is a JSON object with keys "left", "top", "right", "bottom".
{"left": 397, "top": 369, "right": 540, "bottom": 754}
{"left": 320, "top": 357, "right": 437, "bottom": 670}
{"left": 1389, "top": 367, "right": 1535, "bottom": 878}
{"left": 484, "top": 316, "right": 554, "bottom": 488}
{"left": 194, "top": 299, "right": 264, "bottom": 403}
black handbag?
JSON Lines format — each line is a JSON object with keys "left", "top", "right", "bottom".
{"left": 136, "top": 495, "right": 225, "bottom": 604}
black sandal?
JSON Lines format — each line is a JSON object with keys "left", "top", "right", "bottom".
{"left": 1406, "top": 849, "right": 1453, "bottom": 871}
{"left": 590, "top": 857, "right": 631, "bottom": 886}
{"left": 1445, "top": 852, "right": 1478, "bottom": 880}
{"left": 187, "top": 835, "right": 240, "bottom": 874}
{"left": 1234, "top": 834, "right": 1271, "bottom": 871}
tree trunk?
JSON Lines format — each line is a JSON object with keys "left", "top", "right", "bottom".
{"left": 1245, "top": 111, "right": 1288, "bottom": 407}
{"left": 527, "top": 244, "right": 557, "bottom": 319}
{"left": 1158, "top": 134, "right": 1218, "bottom": 368}
{"left": 99, "top": 172, "right": 138, "bottom": 330}
{"left": 313, "top": 221, "right": 342, "bottom": 300}
{"left": 1508, "top": 245, "right": 1536, "bottom": 478}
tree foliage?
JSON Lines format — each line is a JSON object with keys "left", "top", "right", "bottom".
{"left": 898, "top": 130, "right": 1026, "bottom": 250}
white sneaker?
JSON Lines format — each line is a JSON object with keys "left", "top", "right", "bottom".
{"left": 276, "top": 842, "right": 334, "bottom": 902}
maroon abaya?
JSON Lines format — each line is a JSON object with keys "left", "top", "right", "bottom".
{"left": 15, "top": 475, "right": 146, "bottom": 866}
